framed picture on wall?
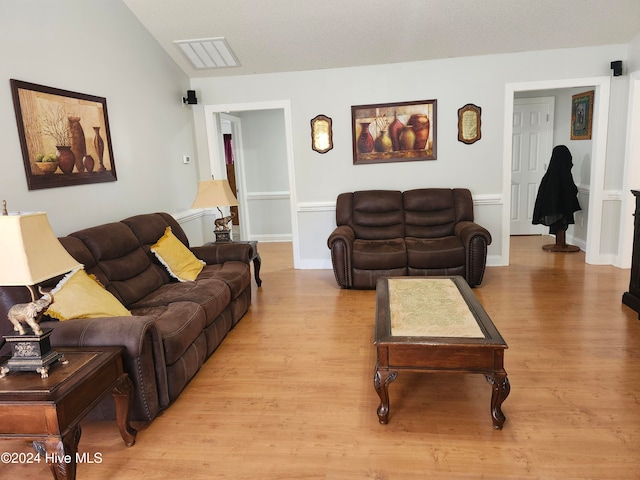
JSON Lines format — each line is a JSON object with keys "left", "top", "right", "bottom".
{"left": 570, "top": 90, "right": 594, "bottom": 140}
{"left": 457, "top": 103, "right": 482, "bottom": 144}
{"left": 10, "top": 79, "right": 117, "bottom": 190}
{"left": 351, "top": 99, "right": 437, "bottom": 165}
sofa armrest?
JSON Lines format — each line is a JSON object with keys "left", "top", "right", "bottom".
{"left": 454, "top": 221, "right": 492, "bottom": 287}
{"left": 455, "top": 221, "right": 492, "bottom": 246}
{"left": 40, "top": 316, "right": 168, "bottom": 422}
{"left": 191, "top": 243, "right": 252, "bottom": 265}
{"left": 327, "top": 226, "right": 356, "bottom": 288}
{"left": 328, "top": 225, "right": 355, "bottom": 247}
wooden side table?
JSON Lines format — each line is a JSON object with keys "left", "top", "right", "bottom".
{"left": 206, "top": 239, "right": 262, "bottom": 287}
{"left": 239, "top": 240, "right": 262, "bottom": 287}
{"left": 0, "top": 347, "right": 136, "bottom": 480}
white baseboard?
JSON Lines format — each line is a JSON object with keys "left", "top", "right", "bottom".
{"left": 249, "top": 234, "right": 293, "bottom": 242}
{"left": 486, "top": 254, "right": 503, "bottom": 267}
{"left": 566, "top": 233, "right": 586, "bottom": 252}
{"left": 300, "top": 259, "right": 333, "bottom": 270}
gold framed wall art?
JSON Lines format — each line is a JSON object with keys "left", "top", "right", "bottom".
{"left": 570, "top": 90, "right": 594, "bottom": 140}
{"left": 351, "top": 99, "right": 437, "bottom": 165}
{"left": 11, "top": 79, "right": 117, "bottom": 190}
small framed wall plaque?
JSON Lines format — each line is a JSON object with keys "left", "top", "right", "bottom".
{"left": 570, "top": 90, "right": 594, "bottom": 140}
{"left": 457, "top": 103, "right": 481, "bottom": 144}
{"left": 310, "top": 114, "right": 333, "bottom": 154}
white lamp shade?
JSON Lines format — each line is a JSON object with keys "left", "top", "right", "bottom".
{"left": 191, "top": 179, "right": 239, "bottom": 209}
{"left": 0, "top": 212, "right": 83, "bottom": 286}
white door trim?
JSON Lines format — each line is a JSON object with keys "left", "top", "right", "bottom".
{"left": 219, "top": 113, "right": 250, "bottom": 241}
{"left": 618, "top": 70, "right": 640, "bottom": 268}
{"left": 502, "top": 76, "right": 611, "bottom": 266}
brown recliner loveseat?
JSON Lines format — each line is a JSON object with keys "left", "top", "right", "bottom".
{"left": 327, "top": 188, "right": 491, "bottom": 289}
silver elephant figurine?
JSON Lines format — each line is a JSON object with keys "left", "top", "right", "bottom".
{"left": 7, "top": 291, "right": 53, "bottom": 336}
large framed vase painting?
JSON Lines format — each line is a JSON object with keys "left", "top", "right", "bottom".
{"left": 351, "top": 99, "right": 437, "bottom": 165}
{"left": 10, "top": 79, "right": 117, "bottom": 190}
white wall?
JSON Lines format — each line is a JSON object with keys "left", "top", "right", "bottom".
{"left": 192, "top": 44, "right": 630, "bottom": 268}
{"left": 0, "top": 0, "right": 198, "bottom": 236}
{"left": 618, "top": 33, "right": 640, "bottom": 267}
{"left": 238, "top": 110, "right": 292, "bottom": 241}
{"left": 629, "top": 34, "right": 640, "bottom": 72}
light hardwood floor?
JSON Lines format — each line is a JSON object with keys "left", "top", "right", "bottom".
{"left": 3, "top": 236, "right": 640, "bottom": 479}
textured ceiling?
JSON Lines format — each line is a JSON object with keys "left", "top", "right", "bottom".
{"left": 122, "top": 0, "right": 640, "bottom": 78}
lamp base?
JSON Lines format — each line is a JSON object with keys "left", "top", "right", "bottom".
{"left": 214, "top": 230, "right": 232, "bottom": 243}
{"left": 0, "top": 328, "right": 65, "bottom": 379}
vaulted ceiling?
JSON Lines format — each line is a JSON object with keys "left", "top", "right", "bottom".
{"left": 122, "top": 0, "right": 640, "bottom": 78}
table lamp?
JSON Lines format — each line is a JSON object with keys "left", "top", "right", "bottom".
{"left": 0, "top": 201, "right": 82, "bottom": 378}
{"left": 191, "top": 179, "right": 239, "bottom": 242}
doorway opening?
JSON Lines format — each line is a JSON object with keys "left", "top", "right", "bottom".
{"left": 222, "top": 132, "right": 239, "bottom": 230}
{"left": 503, "top": 76, "right": 612, "bottom": 266}
{"left": 203, "top": 101, "right": 300, "bottom": 269}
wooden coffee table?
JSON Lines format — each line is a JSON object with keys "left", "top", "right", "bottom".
{"left": 374, "top": 276, "right": 510, "bottom": 429}
{"left": 0, "top": 347, "right": 136, "bottom": 480}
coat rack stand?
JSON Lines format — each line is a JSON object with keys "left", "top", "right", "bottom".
{"left": 542, "top": 228, "right": 580, "bottom": 253}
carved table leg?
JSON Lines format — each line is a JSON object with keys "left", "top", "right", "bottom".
{"left": 33, "top": 425, "right": 81, "bottom": 480}
{"left": 485, "top": 373, "right": 511, "bottom": 429}
{"left": 112, "top": 373, "right": 137, "bottom": 446}
{"left": 374, "top": 368, "right": 398, "bottom": 424}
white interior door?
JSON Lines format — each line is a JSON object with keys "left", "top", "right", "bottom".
{"left": 510, "top": 97, "right": 555, "bottom": 235}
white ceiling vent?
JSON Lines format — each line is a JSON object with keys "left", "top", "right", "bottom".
{"left": 174, "top": 37, "right": 239, "bottom": 69}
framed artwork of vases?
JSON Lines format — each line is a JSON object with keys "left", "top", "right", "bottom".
{"left": 10, "top": 79, "right": 117, "bottom": 190}
{"left": 351, "top": 99, "right": 437, "bottom": 165}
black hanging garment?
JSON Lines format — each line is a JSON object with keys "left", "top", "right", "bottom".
{"left": 532, "top": 145, "right": 581, "bottom": 235}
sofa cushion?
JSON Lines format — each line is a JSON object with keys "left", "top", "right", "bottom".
{"left": 130, "top": 278, "right": 231, "bottom": 327}
{"left": 350, "top": 190, "right": 404, "bottom": 240}
{"left": 352, "top": 238, "right": 406, "bottom": 270}
{"left": 70, "top": 222, "right": 165, "bottom": 306}
{"left": 403, "top": 189, "right": 457, "bottom": 238}
{"left": 196, "top": 261, "right": 251, "bottom": 300}
{"left": 405, "top": 236, "right": 466, "bottom": 269}
{"left": 151, "top": 227, "right": 205, "bottom": 282}
{"left": 122, "top": 213, "right": 191, "bottom": 284}
{"left": 122, "top": 212, "right": 190, "bottom": 247}
{"left": 131, "top": 301, "right": 205, "bottom": 365}
{"left": 45, "top": 268, "right": 131, "bottom": 321}
{"left": 58, "top": 236, "right": 111, "bottom": 289}
{"left": 352, "top": 267, "right": 407, "bottom": 289}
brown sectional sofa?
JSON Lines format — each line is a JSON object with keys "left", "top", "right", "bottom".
{"left": 328, "top": 188, "right": 492, "bottom": 289}
{"left": 0, "top": 212, "right": 252, "bottom": 422}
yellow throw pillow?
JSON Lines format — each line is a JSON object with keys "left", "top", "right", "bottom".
{"left": 150, "top": 227, "right": 204, "bottom": 282}
{"left": 45, "top": 268, "right": 131, "bottom": 321}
